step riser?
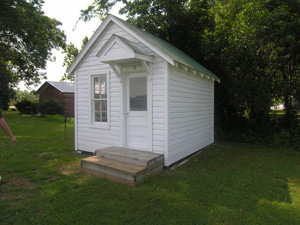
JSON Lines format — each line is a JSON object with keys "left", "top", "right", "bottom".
{"left": 147, "top": 155, "right": 164, "bottom": 169}
{"left": 82, "top": 147, "right": 164, "bottom": 186}
{"left": 82, "top": 161, "right": 163, "bottom": 186}
{"left": 81, "top": 168, "right": 137, "bottom": 187}
{"left": 81, "top": 160, "right": 137, "bottom": 182}
{"left": 136, "top": 164, "right": 164, "bottom": 186}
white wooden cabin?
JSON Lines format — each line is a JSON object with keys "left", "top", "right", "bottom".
{"left": 67, "top": 15, "right": 220, "bottom": 167}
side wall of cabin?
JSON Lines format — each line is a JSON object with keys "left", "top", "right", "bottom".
{"left": 166, "top": 65, "right": 214, "bottom": 166}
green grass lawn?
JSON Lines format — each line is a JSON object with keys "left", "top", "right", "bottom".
{"left": 1, "top": 111, "right": 300, "bottom": 224}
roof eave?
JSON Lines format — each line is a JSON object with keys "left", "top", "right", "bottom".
{"left": 110, "top": 16, "right": 175, "bottom": 66}
{"left": 35, "top": 82, "right": 50, "bottom": 95}
{"left": 173, "top": 60, "right": 220, "bottom": 83}
{"left": 67, "top": 15, "right": 176, "bottom": 76}
{"left": 67, "top": 16, "right": 113, "bottom": 75}
{"left": 67, "top": 15, "right": 220, "bottom": 83}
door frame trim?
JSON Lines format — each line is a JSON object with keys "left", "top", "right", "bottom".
{"left": 122, "top": 69, "right": 153, "bottom": 152}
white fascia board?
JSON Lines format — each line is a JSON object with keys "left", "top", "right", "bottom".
{"left": 135, "top": 53, "right": 154, "bottom": 63}
{"left": 67, "top": 16, "right": 113, "bottom": 75}
{"left": 174, "top": 60, "right": 221, "bottom": 83}
{"left": 110, "top": 16, "right": 175, "bottom": 66}
{"left": 68, "top": 15, "right": 175, "bottom": 75}
{"left": 98, "top": 34, "right": 154, "bottom": 64}
{"left": 95, "top": 34, "right": 118, "bottom": 58}
{"left": 97, "top": 35, "right": 136, "bottom": 60}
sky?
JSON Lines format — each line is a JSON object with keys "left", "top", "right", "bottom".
{"left": 20, "top": 0, "right": 125, "bottom": 91}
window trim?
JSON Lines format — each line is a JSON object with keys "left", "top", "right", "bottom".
{"left": 89, "top": 72, "right": 110, "bottom": 129}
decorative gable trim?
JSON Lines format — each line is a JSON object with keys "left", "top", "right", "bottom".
{"left": 67, "top": 15, "right": 172, "bottom": 75}
{"left": 96, "top": 34, "right": 154, "bottom": 65}
{"left": 67, "top": 15, "right": 220, "bottom": 83}
{"left": 110, "top": 17, "right": 175, "bottom": 66}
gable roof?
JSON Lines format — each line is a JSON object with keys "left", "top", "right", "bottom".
{"left": 96, "top": 34, "right": 154, "bottom": 65}
{"left": 35, "top": 81, "right": 74, "bottom": 95}
{"left": 116, "top": 34, "right": 153, "bottom": 56}
{"left": 67, "top": 14, "right": 220, "bottom": 82}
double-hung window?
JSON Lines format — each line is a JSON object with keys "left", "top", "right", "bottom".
{"left": 92, "top": 75, "right": 107, "bottom": 123}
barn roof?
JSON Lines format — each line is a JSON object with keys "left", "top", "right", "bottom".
{"left": 35, "top": 81, "right": 74, "bottom": 95}
{"left": 67, "top": 14, "right": 220, "bottom": 82}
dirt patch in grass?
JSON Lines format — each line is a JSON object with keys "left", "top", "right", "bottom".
{"left": 2, "top": 177, "right": 36, "bottom": 190}
{"left": 0, "top": 177, "right": 36, "bottom": 202}
{"left": 38, "top": 152, "right": 56, "bottom": 157}
{"left": 60, "top": 161, "right": 81, "bottom": 175}
{"left": 0, "top": 192, "right": 26, "bottom": 205}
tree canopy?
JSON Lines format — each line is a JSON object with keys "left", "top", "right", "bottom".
{"left": 79, "top": 0, "right": 300, "bottom": 145}
{"left": 208, "top": 0, "right": 300, "bottom": 130}
{"left": 61, "top": 36, "right": 88, "bottom": 82}
{"left": 0, "top": 0, "right": 66, "bottom": 106}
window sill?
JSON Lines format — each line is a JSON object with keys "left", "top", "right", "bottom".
{"left": 89, "top": 122, "right": 110, "bottom": 130}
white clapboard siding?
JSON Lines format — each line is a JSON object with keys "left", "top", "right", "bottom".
{"left": 72, "top": 16, "right": 217, "bottom": 166}
{"left": 151, "top": 65, "right": 166, "bottom": 154}
{"left": 75, "top": 22, "right": 167, "bottom": 154}
{"left": 167, "top": 65, "right": 214, "bottom": 166}
{"left": 151, "top": 57, "right": 166, "bottom": 154}
{"left": 75, "top": 23, "right": 125, "bottom": 152}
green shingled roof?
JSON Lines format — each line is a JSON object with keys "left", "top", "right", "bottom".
{"left": 113, "top": 16, "right": 220, "bottom": 81}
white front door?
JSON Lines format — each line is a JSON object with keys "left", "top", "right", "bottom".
{"left": 125, "top": 73, "right": 149, "bottom": 150}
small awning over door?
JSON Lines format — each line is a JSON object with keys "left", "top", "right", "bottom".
{"left": 96, "top": 34, "right": 154, "bottom": 77}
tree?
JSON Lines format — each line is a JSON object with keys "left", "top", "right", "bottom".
{"left": 0, "top": 63, "right": 16, "bottom": 109}
{"left": 201, "top": 0, "right": 275, "bottom": 135}
{"left": 15, "top": 90, "right": 38, "bottom": 102}
{"left": 81, "top": 0, "right": 212, "bottom": 56}
{"left": 258, "top": 0, "right": 300, "bottom": 127}
{"left": 61, "top": 36, "right": 88, "bottom": 82}
{"left": 208, "top": 0, "right": 300, "bottom": 130}
{"left": 79, "top": 0, "right": 300, "bottom": 141}
{"left": 0, "top": 0, "right": 66, "bottom": 105}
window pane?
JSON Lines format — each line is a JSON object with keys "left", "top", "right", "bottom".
{"left": 95, "top": 101, "right": 100, "bottom": 111}
{"left": 95, "top": 112, "right": 100, "bottom": 122}
{"left": 130, "top": 77, "right": 147, "bottom": 111}
{"left": 100, "top": 76, "right": 107, "bottom": 99}
{"left": 92, "top": 75, "right": 108, "bottom": 123}
{"left": 102, "top": 111, "right": 107, "bottom": 122}
{"left": 101, "top": 100, "right": 107, "bottom": 111}
{"left": 94, "top": 77, "right": 100, "bottom": 99}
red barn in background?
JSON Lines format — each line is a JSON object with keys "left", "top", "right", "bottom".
{"left": 35, "top": 81, "right": 74, "bottom": 117}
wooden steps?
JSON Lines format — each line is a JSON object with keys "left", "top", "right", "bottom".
{"left": 81, "top": 147, "right": 164, "bottom": 186}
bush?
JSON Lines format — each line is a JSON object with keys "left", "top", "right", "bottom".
{"left": 1, "top": 105, "right": 9, "bottom": 110}
{"left": 16, "top": 99, "right": 39, "bottom": 114}
{"left": 39, "top": 99, "right": 64, "bottom": 116}
{"left": 272, "top": 130, "right": 292, "bottom": 148}
{"left": 46, "top": 114, "right": 74, "bottom": 123}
